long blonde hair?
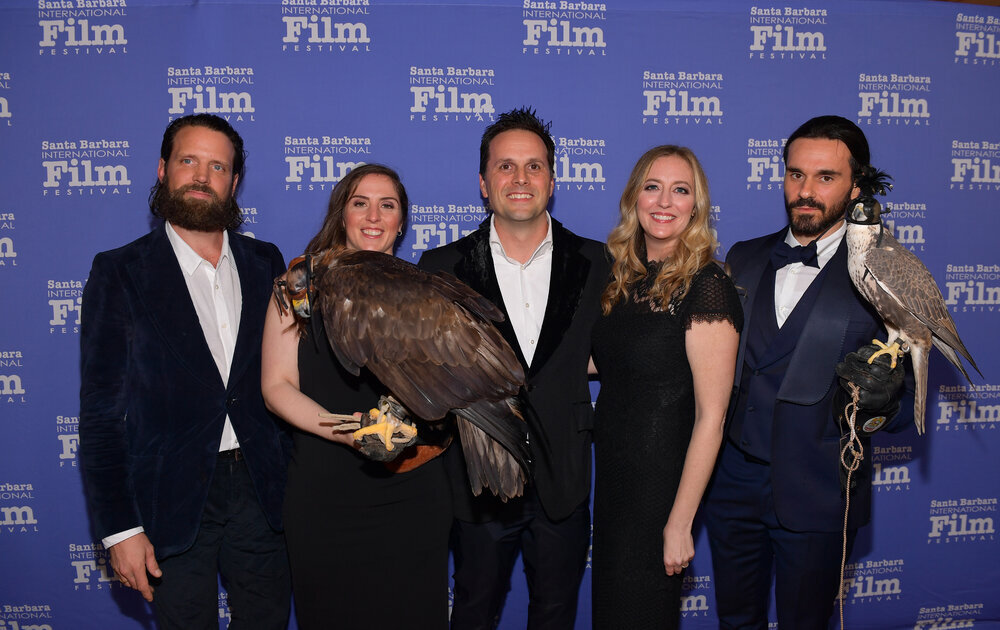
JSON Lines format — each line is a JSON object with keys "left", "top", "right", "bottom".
{"left": 601, "top": 145, "right": 719, "bottom": 314}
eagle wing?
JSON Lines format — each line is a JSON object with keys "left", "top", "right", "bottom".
{"left": 310, "top": 249, "right": 530, "bottom": 498}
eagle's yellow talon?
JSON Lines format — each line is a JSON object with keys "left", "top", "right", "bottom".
{"left": 352, "top": 405, "right": 418, "bottom": 453}
{"left": 867, "top": 339, "right": 903, "bottom": 368}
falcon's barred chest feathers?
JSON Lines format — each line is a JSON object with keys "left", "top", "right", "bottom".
{"left": 845, "top": 167, "right": 981, "bottom": 433}
{"left": 274, "top": 248, "right": 534, "bottom": 499}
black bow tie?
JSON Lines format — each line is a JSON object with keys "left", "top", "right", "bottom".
{"left": 771, "top": 240, "right": 819, "bottom": 269}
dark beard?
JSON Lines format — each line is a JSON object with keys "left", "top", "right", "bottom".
{"left": 784, "top": 190, "right": 851, "bottom": 240}
{"left": 152, "top": 180, "right": 242, "bottom": 232}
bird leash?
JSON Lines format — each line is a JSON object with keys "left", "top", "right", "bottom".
{"left": 837, "top": 383, "right": 864, "bottom": 630}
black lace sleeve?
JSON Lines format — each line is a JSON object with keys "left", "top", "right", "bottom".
{"left": 679, "top": 263, "right": 744, "bottom": 333}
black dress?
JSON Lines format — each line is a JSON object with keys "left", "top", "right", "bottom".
{"left": 283, "top": 322, "right": 452, "bottom": 630}
{"left": 590, "top": 262, "right": 742, "bottom": 629}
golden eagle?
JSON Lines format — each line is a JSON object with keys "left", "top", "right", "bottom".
{"left": 274, "top": 248, "right": 533, "bottom": 499}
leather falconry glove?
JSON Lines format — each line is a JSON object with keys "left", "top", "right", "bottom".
{"left": 833, "top": 342, "right": 905, "bottom": 437}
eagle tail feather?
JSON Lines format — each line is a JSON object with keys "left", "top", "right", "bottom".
{"left": 454, "top": 398, "right": 529, "bottom": 500}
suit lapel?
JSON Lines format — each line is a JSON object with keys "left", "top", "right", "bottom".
{"left": 778, "top": 238, "right": 855, "bottom": 404}
{"left": 452, "top": 219, "right": 591, "bottom": 377}
{"left": 528, "top": 220, "right": 589, "bottom": 378}
{"left": 127, "top": 225, "right": 224, "bottom": 390}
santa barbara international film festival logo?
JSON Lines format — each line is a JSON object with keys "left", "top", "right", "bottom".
{"left": 680, "top": 574, "right": 712, "bottom": 619}
{"left": 238, "top": 206, "right": 261, "bottom": 240}
{"left": 56, "top": 414, "right": 79, "bottom": 469}
{"left": 166, "top": 65, "right": 256, "bottom": 123}
{"left": 47, "top": 277, "right": 85, "bottom": 335}
{"left": 40, "top": 137, "right": 132, "bottom": 197}
{"left": 881, "top": 199, "right": 928, "bottom": 253}
{"left": 0, "top": 208, "right": 15, "bottom": 269}
{"left": 641, "top": 69, "right": 724, "bottom": 126}
{"left": 838, "top": 557, "right": 903, "bottom": 605}
{"left": 935, "top": 382, "right": 999, "bottom": 432}
{"left": 521, "top": 1, "right": 607, "bottom": 56}
{"left": 871, "top": 444, "right": 913, "bottom": 492}
{"left": 407, "top": 201, "right": 486, "bottom": 261}
{"left": 283, "top": 133, "right": 371, "bottom": 192}
{"left": 950, "top": 137, "right": 1000, "bottom": 191}
{"left": 408, "top": 65, "right": 497, "bottom": 124}
{"left": 69, "top": 542, "right": 116, "bottom": 591}
{"left": 856, "top": 71, "right": 931, "bottom": 127}
{"left": 0, "top": 69, "right": 11, "bottom": 126}
{"left": 0, "top": 602, "right": 55, "bottom": 630}
{"left": 954, "top": 11, "right": 1000, "bottom": 67}
{"left": 942, "top": 262, "right": 1000, "bottom": 313}
{"left": 915, "top": 602, "right": 985, "bottom": 630}
{"left": 553, "top": 134, "right": 606, "bottom": 192}
{"left": 0, "top": 350, "right": 26, "bottom": 404}
{"left": 280, "top": 0, "right": 371, "bottom": 53}
{"left": 0, "top": 481, "right": 39, "bottom": 534}
{"left": 928, "top": 496, "right": 996, "bottom": 543}
{"left": 37, "top": 0, "right": 128, "bottom": 55}
{"left": 748, "top": 6, "right": 828, "bottom": 60}
{"left": 746, "top": 136, "right": 785, "bottom": 191}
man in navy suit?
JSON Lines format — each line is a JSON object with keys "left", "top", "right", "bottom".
{"left": 79, "top": 114, "right": 290, "bottom": 628}
{"left": 704, "top": 115, "right": 912, "bottom": 629}
{"left": 419, "top": 108, "right": 609, "bottom": 629}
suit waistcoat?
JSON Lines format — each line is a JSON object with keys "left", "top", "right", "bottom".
{"left": 729, "top": 260, "right": 831, "bottom": 461}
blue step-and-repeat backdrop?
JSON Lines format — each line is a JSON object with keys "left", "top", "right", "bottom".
{"left": 1, "top": 0, "right": 998, "bottom": 628}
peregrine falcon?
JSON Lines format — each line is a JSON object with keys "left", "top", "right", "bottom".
{"left": 845, "top": 168, "right": 981, "bottom": 433}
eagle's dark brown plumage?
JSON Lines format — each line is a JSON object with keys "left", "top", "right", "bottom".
{"left": 277, "top": 248, "right": 531, "bottom": 499}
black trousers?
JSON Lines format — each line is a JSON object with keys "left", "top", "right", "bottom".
{"left": 449, "top": 488, "right": 590, "bottom": 630}
{"left": 152, "top": 451, "right": 291, "bottom": 630}
{"left": 704, "top": 442, "right": 855, "bottom": 630}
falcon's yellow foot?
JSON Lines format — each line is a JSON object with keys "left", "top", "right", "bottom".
{"left": 867, "top": 339, "right": 904, "bottom": 368}
{"left": 353, "top": 406, "right": 418, "bottom": 452}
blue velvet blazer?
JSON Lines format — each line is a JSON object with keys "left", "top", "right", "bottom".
{"left": 79, "top": 224, "right": 289, "bottom": 559}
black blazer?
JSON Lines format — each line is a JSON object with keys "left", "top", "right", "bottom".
{"left": 79, "top": 224, "right": 290, "bottom": 559}
{"left": 725, "top": 229, "right": 913, "bottom": 531}
{"left": 419, "top": 218, "right": 609, "bottom": 522}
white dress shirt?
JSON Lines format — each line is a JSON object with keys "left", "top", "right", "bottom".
{"left": 103, "top": 223, "right": 243, "bottom": 549}
{"left": 489, "top": 213, "right": 553, "bottom": 367}
{"left": 773, "top": 222, "right": 845, "bottom": 328}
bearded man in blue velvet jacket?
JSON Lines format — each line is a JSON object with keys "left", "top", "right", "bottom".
{"left": 79, "top": 114, "right": 290, "bottom": 629}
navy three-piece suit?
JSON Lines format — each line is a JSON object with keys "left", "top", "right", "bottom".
{"left": 705, "top": 228, "right": 913, "bottom": 629}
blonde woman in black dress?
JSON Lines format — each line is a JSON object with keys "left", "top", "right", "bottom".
{"left": 590, "top": 146, "right": 742, "bottom": 629}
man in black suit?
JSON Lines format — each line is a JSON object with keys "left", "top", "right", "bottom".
{"left": 704, "top": 115, "right": 912, "bottom": 629}
{"left": 79, "top": 114, "right": 290, "bottom": 628}
{"left": 419, "top": 107, "right": 609, "bottom": 629}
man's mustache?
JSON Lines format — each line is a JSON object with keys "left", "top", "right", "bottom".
{"left": 177, "top": 183, "right": 218, "bottom": 199}
{"left": 790, "top": 197, "right": 824, "bottom": 210}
